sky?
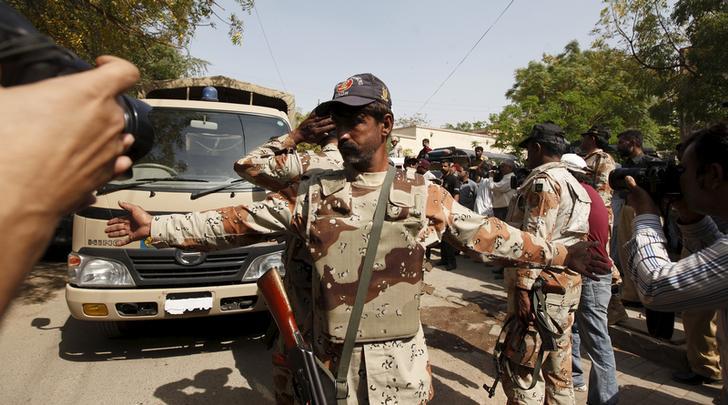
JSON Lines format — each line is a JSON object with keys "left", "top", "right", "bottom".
{"left": 188, "top": 0, "right": 607, "bottom": 127}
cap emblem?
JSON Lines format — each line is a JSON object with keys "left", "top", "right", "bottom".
{"left": 336, "top": 79, "right": 354, "bottom": 95}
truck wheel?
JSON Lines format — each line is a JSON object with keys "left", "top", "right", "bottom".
{"left": 96, "top": 321, "right": 132, "bottom": 338}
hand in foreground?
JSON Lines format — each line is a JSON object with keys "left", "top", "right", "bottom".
{"left": 564, "top": 241, "right": 612, "bottom": 281}
{"left": 0, "top": 55, "right": 140, "bottom": 217}
{"left": 105, "top": 201, "right": 153, "bottom": 246}
{"left": 290, "top": 112, "right": 336, "bottom": 144}
{"left": 624, "top": 176, "right": 660, "bottom": 216}
{"left": 516, "top": 288, "right": 534, "bottom": 325}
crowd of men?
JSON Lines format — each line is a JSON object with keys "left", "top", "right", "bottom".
{"left": 3, "top": 52, "right": 726, "bottom": 405}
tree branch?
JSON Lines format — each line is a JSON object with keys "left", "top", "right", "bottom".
{"left": 610, "top": 4, "right": 683, "bottom": 72}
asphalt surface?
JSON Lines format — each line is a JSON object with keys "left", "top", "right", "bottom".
{"left": 1, "top": 248, "right": 720, "bottom": 404}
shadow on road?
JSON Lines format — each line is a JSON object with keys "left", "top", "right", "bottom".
{"left": 15, "top": 261, "right": 66, "bottom": 305}
{"left": 154, "top": 367, "right": 273, "bottom": 405}
{"left": 619, "top": 384, "right": 707, "bottom": 404}
{"left": 446, "top": 286, "right": 507, "bottom": 318}
{"left": 56, "top": 312, "right": 271, "bottom": 362}
{"left": 614, "top": 350, "right": 722, "bottom": 400}
{"left": 431, "top": 375, "right": 480, "bottom": 405}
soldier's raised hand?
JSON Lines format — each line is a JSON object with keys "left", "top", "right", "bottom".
{"left": 564, "top": 241, "right": 611, "bottom": 280}
{"left": 105, "top": 201, "right": 153, "bottom": 246}
{"left": 290, "top": 112, "right": 336, "bottom": 145}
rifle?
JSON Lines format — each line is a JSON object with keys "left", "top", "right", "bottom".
{"left": 257, "top": 268, "right": 335, "bottom": 405}
{"left": 482, "top": 273, "right": 567, "bottom": 397}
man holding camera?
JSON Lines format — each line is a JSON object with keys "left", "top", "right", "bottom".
{"left": 616, "top": 130, "right": 676, "bottom": 340}
{"left": 501, "top": 123, "right": 591, "bottom": 404}
{"left": 624, "top": 123, "right": 728, "bottom": 403}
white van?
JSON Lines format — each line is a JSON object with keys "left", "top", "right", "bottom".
{"left": 65, "top": 78, "right": 294, "bottom": 336}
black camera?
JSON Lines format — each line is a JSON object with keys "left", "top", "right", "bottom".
{"left": 0, "top": 3, "right": 153, "bottom": 162}
{"left": 609, "top": 160, "right": 682, "bottom": 201}
{"left": 510, "top": 167, "right": 531, "bottom": 189}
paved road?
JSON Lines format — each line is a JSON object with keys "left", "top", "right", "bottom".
{"left": 0, "top": 250, "right": 720, "bottom": 404}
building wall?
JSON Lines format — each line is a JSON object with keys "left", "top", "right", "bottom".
{"left": 392, "top": 125, "right": 506, "bottom": 157}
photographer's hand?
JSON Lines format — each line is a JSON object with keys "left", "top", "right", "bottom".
{"left": 0, "top": 56, "right": 139, "bottom": 318}
{"left": 625, "top": 176, "right": 660, "bottom": 216}
{"left": 290, "top": 112, "right": 336, "bottom": 145}
{"left": 0, "top": 55, "right": 139, "bottom": 216}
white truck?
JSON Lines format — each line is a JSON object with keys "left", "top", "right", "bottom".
{"left": 65, "top": 77, "right": 295, "bottom": 336}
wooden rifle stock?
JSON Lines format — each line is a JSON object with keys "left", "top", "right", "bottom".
{"left": 257, "top": 268, "right": 300, "bottom": 351}
{"left": 258, "top": 268, "right": 335, "bottom": 404}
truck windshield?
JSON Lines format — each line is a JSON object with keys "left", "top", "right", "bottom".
{"left": 111, "top": 108, "right": 290, "bottom": 188}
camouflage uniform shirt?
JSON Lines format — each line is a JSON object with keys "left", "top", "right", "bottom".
{"left": 583, "top": 149, "right": 616, "bottom": 226}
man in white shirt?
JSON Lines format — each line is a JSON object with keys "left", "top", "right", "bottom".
{"left": 491, "top": 159, "right": 516, "bottom": 220}
{"left": 416, "top": 159, "right": 437, "bottom": 183}
{"left": 473, "top": 166, "right": 494, "bottom": 216}
{"left": 389, "top": 136, "right": 403, "bottom": 158}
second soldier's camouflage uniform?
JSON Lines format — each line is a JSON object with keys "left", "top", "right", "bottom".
{"left": 503, "top": 162, "right": 591, "bottom": 405}
{"left": 148, "top": 147, "right": 575, "bottom": 403}
{"left": 583, "top": 149, "right": 615, "bottom": 227}
{"left": 583, "top": 148, "right": 623, "bottom": 288}
{"left": 234, "top": 134, "right": 344, "bottom": 404}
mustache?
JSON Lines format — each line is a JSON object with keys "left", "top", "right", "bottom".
{"left": 338, "top": 140, "right": 359, "bottom": 155}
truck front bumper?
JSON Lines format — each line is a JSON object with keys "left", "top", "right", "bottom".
{"left": 66, "top": 283, "right": 266, "bottom": 321}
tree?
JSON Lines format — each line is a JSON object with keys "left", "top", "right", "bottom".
{"left": 395, "top": 113, "right": 430, "bottom": 128}
{"left": 595, "top": 0, "right": 728, "bottom": 135}
{"left": 487, "top": 41, "right": 663, "bottom": 152}
{"left": 9, "top": 0, "right": 254, "bottom": 85}
{"left": 444, "top": 121, "right": 488, "bottom": 132}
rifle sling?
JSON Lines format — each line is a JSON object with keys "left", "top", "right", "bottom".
{"left": 500, "top": 279, "right": 563, "bottom": 392}
{"left": 335, "top": 166, "right": 396, "bottom": 403}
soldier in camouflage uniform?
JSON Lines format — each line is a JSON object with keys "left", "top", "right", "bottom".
{"left": 579, "top": 125, "right": 626, "bottom": 326}
{"left": 233, "top": 114, "right": 343, "bottom": 404}
{"left": 502, "top": 123, "right": 591, "bottom": 405}
{"left": 105, "top": 75, "right": 604, "bottom": 404}
{"left": 580, "top": 126, "right": 616, "bottom": 227}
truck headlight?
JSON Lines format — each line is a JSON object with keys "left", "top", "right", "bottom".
{"left": 67, "top": 253, "right": 135, "bottom": 288}
{"left": 242, "top": 251, "right": 285, "bottom": 281}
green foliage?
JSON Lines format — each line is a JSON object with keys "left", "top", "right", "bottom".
{"left": 487, "top": 41, "right": 662, "bottom": 152}
{"left": 444, "top": 121, "right": 488, "bottom": 132}
{"left": 596, "top": 0, "right": 728, "bottom": 134}
{"left": 9, "top": 0, "right": 254, "bottom": 85}
{"left": 293, "top": 108, "right": 310, "bottom": 128}
{"left": 395, "top": 113, "right": 430, "bottom": 128}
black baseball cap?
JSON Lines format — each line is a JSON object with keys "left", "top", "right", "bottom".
{"left": 518, "top": 122, "right": 568, "bottom": 148}
{"left": 581, "top": 125, "right": 611, "bottom": 149}
{"left": 315, "top": 73, "right": 392, "bottom": 115}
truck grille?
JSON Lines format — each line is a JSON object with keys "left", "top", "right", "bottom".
{"left": 128, "top": 251, "right": 249, "bottom": 281}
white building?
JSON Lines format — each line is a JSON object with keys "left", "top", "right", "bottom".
{"left": 391, "top": 125, "right": 507, "bottom": 157}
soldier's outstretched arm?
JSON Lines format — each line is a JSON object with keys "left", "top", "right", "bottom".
{"left": 105, "top": 186, "right": 300, "bottom": 251}
{"left": 234, "top": 113, "right": 336, "bottom": 191}
{"left": 424, "top": 184, "right": 607, "bottom": 278}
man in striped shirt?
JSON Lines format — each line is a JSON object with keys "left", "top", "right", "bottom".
{"left": 624, "top": 123, "right": 728, "bottom": 403}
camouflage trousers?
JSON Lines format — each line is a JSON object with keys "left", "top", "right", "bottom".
{"left": 503, "top": 272, "right": 581, "bottom": 405}
{"left": 272, "top": 325, "right": 433, "bottom": 404}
